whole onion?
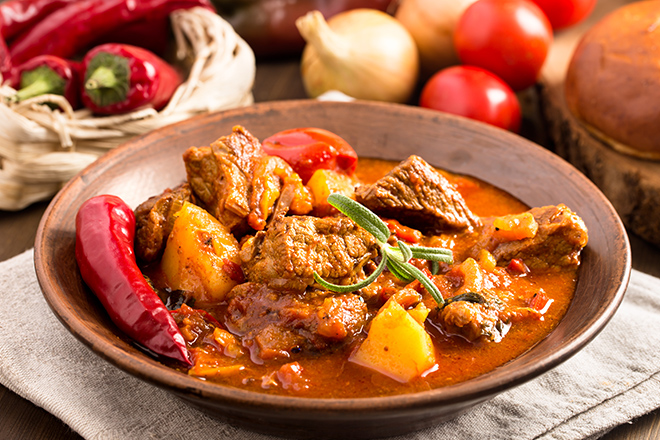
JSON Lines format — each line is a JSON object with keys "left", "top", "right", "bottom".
{"left": 296, "top": 9, "right": 419, "bottom": 103}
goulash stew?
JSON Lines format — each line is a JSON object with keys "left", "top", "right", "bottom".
{"left": 77, "top": 126, "right": 588, "bottom": 398}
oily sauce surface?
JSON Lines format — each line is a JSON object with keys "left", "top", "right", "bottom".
{"left": 151, "top": 158, "right": 578, "bottom": 398}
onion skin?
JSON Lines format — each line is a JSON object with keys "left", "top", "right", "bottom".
{"left": 296, "top": 9, "right": 419, "bottom": 104}
{"left": 395, "top": 0, "right": 477, "bottom": 79}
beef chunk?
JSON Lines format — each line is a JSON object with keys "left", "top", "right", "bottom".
{"left": 225, "top": 283, "right": 368, "bottom": 362}
{"left": 183, "top": 126, "right": 258, "bottom": 231}
{"left": 438, "top": 299, "right": 509, "bottom": 343}
{"left": 491, "top": 204, "right": 588, "bottom": 269}
{"left": 355, "top": 155, "right": 481, "bottom": 233}
{"left": 134, "top": 183, "right": 193, "bottom": 262}
{"left": 183, "top": 125, "right": 312, "bottom": 232}
{"left": 240, "top": 216, "right": 379, "bottom": 292}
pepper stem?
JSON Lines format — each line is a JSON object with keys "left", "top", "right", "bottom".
{"left": 14, "top": 65, "right": 66, "bottom": 102}
{"left": 85, "top": 66, "right": 118, "bottom": 90}
{"left": 84, "top": 52, "right": 130, "bottom": 108}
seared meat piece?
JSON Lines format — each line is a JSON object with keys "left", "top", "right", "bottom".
{"left": 438, "top": 298, "right": 509, "bottom": 343}
{"left": 134, "top": 183, "right": 193, "bottom": 262}
{"left": 225, "top": 283, "right": 368, "bottom": 362}
{"left": 355, "top": 155, "right": 481, "bottom": 233}
{"left": 184, "top": 143, "right": 251, "bottom": 231}
{"left": 183, "top": 125, "right": 312, "bottom": 232}
{"left": 240, "top": 216, "right": 379, "bottom": 292}
{"left": 490, "top": 204, "right": 588, "bottom": 269}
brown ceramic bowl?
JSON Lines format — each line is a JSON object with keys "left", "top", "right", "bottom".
{"left": 34, "top": 100, "right": 631, "bottom": 439}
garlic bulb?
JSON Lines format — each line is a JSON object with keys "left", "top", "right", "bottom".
{"left": 296, "top": 9, "right": 419, "bottom": 104}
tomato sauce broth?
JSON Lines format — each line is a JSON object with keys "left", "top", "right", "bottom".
{"left": 151, "top": 158, "right": 578, "bottom": 398}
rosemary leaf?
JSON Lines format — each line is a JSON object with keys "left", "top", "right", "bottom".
{"left": 386, "top": 258, "right": 414, "bottom": 282}
{"left": 388, "top": 257, "right": 445, "bottom": 306}
{"left": 313, "top": 252, "right": 388, "bottom": 293}
{"left": 316, "top": 193, "right": 453, "bottom": 307}
{"left": 397, "top": 240, "right": 413, "bottom": 263}
{"left": 327, "top": 194, "right": 390, "bottom": 244}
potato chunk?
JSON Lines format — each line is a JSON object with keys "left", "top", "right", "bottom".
{"left": 307, "top": 169, "right": 355, "bottom": 217}
{"left": 161, "top": 202, "right": 242, "bottom": 304}
{"left": 350, "top": 298, "right": 436, "bottom": 383}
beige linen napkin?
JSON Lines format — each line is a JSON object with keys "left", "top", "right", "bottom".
{"left": 1, "top": 249, "right": 660, "bottom": 440}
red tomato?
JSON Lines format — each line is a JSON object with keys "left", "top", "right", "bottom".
{"left": 419, "top": 65, "right": 521, "bottom": 133}
{"left": 262, "top": 127, "right": 358, "bottom": 183}
{"left": 529, "top": 0, "right": 597, "bottom": 30}
{"left": 454, "top": 0, "right": 553, "bottom": 91}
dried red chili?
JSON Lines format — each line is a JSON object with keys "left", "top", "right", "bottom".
{"left": 75, "top": 194, "right": 191, "bottom": 366}
{"left": 81, "top": 43, "right": 183, "bottom": 115}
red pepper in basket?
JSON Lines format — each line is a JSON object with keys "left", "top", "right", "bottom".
{"left": 81, "top": 43, "right": 183, "bottom": 115}
{"left": 75, "top": 195, "right": 192, "bottom": 366}
{"left": 8, "top": 0, "right": 215, "bottom": 65}
{"left": 0, "top": 0, "right": 80, "bottom": 41}
{"left": 11, "top": 55, "right": 81, "bottom": 108}
{"left": 0, "top": 34, "right": 12, "bottom": 82}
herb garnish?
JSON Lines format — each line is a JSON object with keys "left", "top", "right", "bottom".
{"left": 313, "top": 194, "right": 453, "bottom": 306}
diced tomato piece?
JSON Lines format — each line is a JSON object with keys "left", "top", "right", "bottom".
{"left": 262, "top": 127, "right": 358, "bottom": 183}
{"left": 385, "top": 219, "right": 422, "bottom": 243}
{"left": 506, "top": 258, "right": 529, "bottom": 275}
{"left": 528, "top": 291, "right": 553, "bottom": 314}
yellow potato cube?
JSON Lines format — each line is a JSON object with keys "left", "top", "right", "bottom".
{"left": 350, "top": 299, "right": 436, "bottom": 383}
{"left": 307, "top": 169, "right": 355, "bottom": 217}
{"left": 161, "top": 202, "right": 242, "bottom": 305}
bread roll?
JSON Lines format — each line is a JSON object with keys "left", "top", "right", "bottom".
{"left": 565, "top": 1, "right": 660, "bottom": 159}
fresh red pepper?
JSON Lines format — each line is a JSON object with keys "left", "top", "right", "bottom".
{"left": 0, "top": 34, "right": 12, "bottom": 82}
{"left": 0, "top": 0, "right": 80, "bottom": 41}
{"left": 11, "top": 55, "right": 81, "bottom": 108}
{"left": 261, "top": 127, "right": 358, "bottom": 183}
{"left": 8, "top": 0, "right": 215, "bottom": 65}
{"left": 75, "top": 194, "right": 191, "bottom": 366}
{"left": 81, "top": 43, "right": 183, "bottom": 115}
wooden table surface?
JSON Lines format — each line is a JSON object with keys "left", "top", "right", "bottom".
{"left": 2, "top": 8, "right": 660, "bottom": 440}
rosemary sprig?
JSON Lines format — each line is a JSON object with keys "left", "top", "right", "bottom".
{"left": 313, "top": 194, "right": 453, "bottom": 306}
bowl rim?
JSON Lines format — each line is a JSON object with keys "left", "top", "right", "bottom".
{"left": 34, "top": 99, "right": 632, "bottom": 415}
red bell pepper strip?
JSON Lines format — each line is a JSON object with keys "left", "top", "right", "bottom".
{"left": 261, "top": 127, "right": 359, "bottom": 183}
{"left": 8, "top": 0, "right": 215, "bottom": 65}
{"left": 0, "top": 0, "right": 80, "bottom": 41}
{"left": 75, "top": 194, "right": 192, "bottom": 366}
{"left": 11, "top": 55, "right": 81, "bottom": 108}
{"left": 81, "top": 43, "right": 183, "bottom": 115}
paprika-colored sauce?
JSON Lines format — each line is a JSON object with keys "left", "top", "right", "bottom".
{"left": 146, "top": 158, "right": 581, "bottom": 398}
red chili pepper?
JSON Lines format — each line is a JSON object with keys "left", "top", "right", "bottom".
{"left": 0, "top": 0, "right": 80, "bottom": 41}
{"left": 81, "top": 43, "right": 183, "bottom": 115}
{"left": 261, "top": 127, "right": 358, "bottom": 183}
{"left": 8, "top": 0, "right": 215, "bottom": 65}
{"left": 11, "top": 55, "right": 81, "bottom": 108}
{"left": 0, "top": 38, "right": 11, "bottom": 82}
{"left": 75, "top": 194, "right": 191, "bottom": 366}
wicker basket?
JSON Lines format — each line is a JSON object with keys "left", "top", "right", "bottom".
{"left": 0, "top": 7, "right": 256, "bottom": 210}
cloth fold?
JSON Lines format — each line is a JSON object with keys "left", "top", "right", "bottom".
{"left": 1, "top": 249, "right": 659, "bottom": 440}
